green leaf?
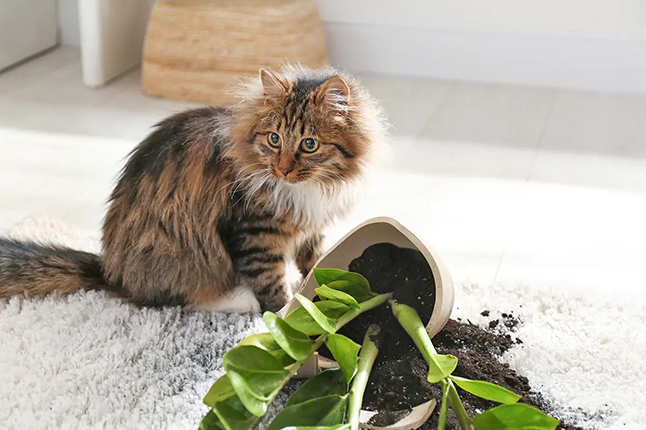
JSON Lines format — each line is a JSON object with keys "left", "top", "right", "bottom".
{"left": 427, "top": 353, "right": 458, "bottom": 384}
{"left": 285, "top": 301, "right": 350, "bottom": 336}
{"left": 325, "top": 334, "right": 361, "bottom": 384}
{"left": 312, "top": 269, "right": 374, "bottom": 302}
{"left": 227, "top": 370, "right": 268, "bottom": 417}
{"left": 268, "top": 395, "right": 349, "bottom": 430}
{"left": 391, "top": 301, "right": 458, "bottom": 383}
{"left": 315, "top": 286, "right": 360, "bottom": 309}
{"left": 199, "top": 410, "right": 226, "bottom": 430}
{"left": 223, "top": 346, "right": 289, "bottom": 396}
{"left": 325, "top": 280, "right": 375, "bottom": 303}
{"left": 287, "top": 369, "right": 348, "bottom": 407}
{"left": 450, "top": 375, "right": 521, "bottom": 404}
{"left": 263, "top": 312, "right": 314, "bottom": 361}
{"left": 295, "top": 294, "right": 337, "bottom": 334}
{"left": 213, "top": 400, "right": 255, "bottom": 430}
{"left": 281, "top": 425, "right": 351, "bottom": 430}
{"left": 203, "top": 374, "right": 236, "bottom": 407}
{"left": 437, "top": 382, "right": 450, "bottom": 430}
{"left": 239, "top": 333, "right": 295, "bottom": 366}
{"left": 313, "top": 268, "right": 370, "bottom": 289}
{"left": 472, "top": 403, "right": 559, "bottom": 430}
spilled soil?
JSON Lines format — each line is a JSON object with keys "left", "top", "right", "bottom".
{"left": 327, "top": 243, "right": 581, "bottom": 430}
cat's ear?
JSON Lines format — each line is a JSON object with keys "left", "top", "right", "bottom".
{"left": 259, "top": 68, "right": 288, "bottom": 98}
{"left": 315, "top": 76, "right": 350, "bottom": 107}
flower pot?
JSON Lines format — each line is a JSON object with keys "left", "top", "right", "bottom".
{"left": 279, "top": 216, "right": 454, "bottom": 430}
{"left": 360, "top": 399, "right": 437, "bottom": 430}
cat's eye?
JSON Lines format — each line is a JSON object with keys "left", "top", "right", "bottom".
{"left": 300, "top": 138, "right": 319, "bottom": 153}
{"left": 267, "top": 132, "right": 281, "bottom": 148}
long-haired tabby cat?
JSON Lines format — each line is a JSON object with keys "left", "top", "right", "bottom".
{"left": 0, "top": 66, "right": 386, "bottom": 313}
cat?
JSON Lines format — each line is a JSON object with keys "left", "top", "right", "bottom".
{"left": 0, "top": 65, "right": 386, "bottom": 313}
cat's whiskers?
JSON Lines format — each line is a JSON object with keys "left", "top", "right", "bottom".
{"left": 312, "top": 171, "right": 344, "bottom": 194}
{"left": 244, "top": 173, "right": 273, "bottom": 211}
{"left": 230, "top": 170, "right": 265, "bottom": 199}
{"left": 213, "top": 162, "right": 268, "bottom": 200}
{"left": 230, "top": 168, "right": 274, "bottom": 210}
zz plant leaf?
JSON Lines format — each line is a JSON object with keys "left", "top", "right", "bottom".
{"left": 325, "top": 334, "right": 361, "bottom": 384}
{"left": 226, "top": 370, "right": 269, "bottom": 416}
{"left": 312, "top": 269, "right": 375, "bottom": 302}
{"left": 325, "top": 280, "right": 374, "bottom": 303}
{"left": 213, "top": 400, "right": 255, "bottom": 430}
{"left": 200, "top": 410, "right": 226, "bottom": 430}
{"left": 263, "top": 312, "right": 314, "bottom": 361}
{"left": 315, "top": 286, "right": 360, "bottom": 309}
{"left": 426, "top": 354, "right": 459, "bottom": 384}
{"left": 391, "top": 301, "right": 457, "bottom": 382}
{"left": 239, "top": 333, "right": 295, "bottom": 367}
{"left": 223, "top": 345, "right": 289, "bottom": 398}
{"left": 284, "top": 301, "right": 350, "bottom": 336}
{"left": 268, "top": 395, "right": 349, "bottom": 430}
{"left": 295, "top": 294, "right": 337, "bottom": 334}
{"left": 472, "top": 403, "right": 559, "bottom": 430}
{"left": 450, "top": 375, "right": 521, "bottom": 404}
{"left": 313, "top": 268, "right": 370, "bottom": 290}
{"left": 203, "top": 374, "right": 236, "bottom": 407}
{"left": 286, "top": 369, "right": 348, "bottom": 407}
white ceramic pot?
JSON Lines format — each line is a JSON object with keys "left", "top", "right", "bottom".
{"left": 279, "top": 216, "right": 454, "bottom": 430}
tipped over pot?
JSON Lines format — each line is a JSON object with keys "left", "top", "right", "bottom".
{"left": 280, "top": 217, "right": 454, "bottom": 430}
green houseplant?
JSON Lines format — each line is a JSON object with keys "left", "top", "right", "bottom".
{"left": 200, "top": 269, "right": 558, "bottom": 430}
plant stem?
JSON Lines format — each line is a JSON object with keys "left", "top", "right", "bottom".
{"left": 437, "top": 381, "right": 450, "bottom": 430}
{"left": 347, "top": 324, "right": 381, "bottom": 430}
{"left": 336, "top": 293, "right": 393, "bottom": 330}
{"left": 442, "top": 380, "right": 473, "bottom": 430}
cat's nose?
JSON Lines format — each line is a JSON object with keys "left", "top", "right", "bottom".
{"left": 278, "top": 167, "right": 294, "bottom": 177}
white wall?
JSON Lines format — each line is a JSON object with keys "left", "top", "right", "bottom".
{"left": 59, "top": 0, "right": 646, "bottom": 47}
{"left": 315, "top": 0, "right": 646, "bottom": 93}
{"left": 315, "top": 0, "right": 646, "bottom": 41}
{"left": 57, "top": 0, "right": 80, "bottom": 46}
{"left": 54, "top": 0, "right": 646, "bottom": 93}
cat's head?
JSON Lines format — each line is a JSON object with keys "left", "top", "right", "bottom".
{"left": 227, "top": 65, "right": 387, "bottom": 190}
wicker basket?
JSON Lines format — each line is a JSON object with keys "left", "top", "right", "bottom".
{"left": 141, "top": 0, "right": 328, "bottom": 105}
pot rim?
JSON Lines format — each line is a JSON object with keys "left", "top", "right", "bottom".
{"left": 282, "top": 216, "right": 454, "bottom": 338}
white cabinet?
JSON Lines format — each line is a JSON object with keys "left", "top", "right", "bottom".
{"left": 79, "top": 0, "right": 155, "bottom": 88}
{"left": 0, "top": 0, "right": 58, "bottom": 71}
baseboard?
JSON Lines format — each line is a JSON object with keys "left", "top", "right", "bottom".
{"left": 0, "top": 45, "right": 58, "bottom": 74}
{"left": 324, "top": 22, "right": 646, "bottom": 94}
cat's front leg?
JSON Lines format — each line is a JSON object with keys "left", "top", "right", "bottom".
{"left": 235, "top": 247, "right": 290, "bottom": 313}
{"left": 295, "top": 233, "right": 324, "bottom": 278}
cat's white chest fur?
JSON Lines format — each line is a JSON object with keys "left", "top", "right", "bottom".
{"left": 271, "top": 179, "right": 362, "bottom": 228}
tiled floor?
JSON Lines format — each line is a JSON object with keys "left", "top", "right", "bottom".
{"left": 1, "top": 47, "right": 645, "bottom": 300}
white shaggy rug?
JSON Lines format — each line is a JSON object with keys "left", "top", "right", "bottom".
{"left": 1, "top": 216, "right": 645, "bottom": 430}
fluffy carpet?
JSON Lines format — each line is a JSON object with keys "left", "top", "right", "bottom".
{"left": 1, "top": 216, "right": 644, "bottom": 429}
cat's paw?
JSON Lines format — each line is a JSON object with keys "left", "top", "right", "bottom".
{"left": 190, "top": 285, "right": 261, "bottom": 314}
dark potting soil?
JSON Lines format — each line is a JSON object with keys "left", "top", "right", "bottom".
{"left": 322, "top": 243, "right": 581, "bottom": 430}
{"left": 332, "top": 242, "right": 436, "bottom": 359}
{"left": 364, "top": 318, "right": 582, "bottom": 430}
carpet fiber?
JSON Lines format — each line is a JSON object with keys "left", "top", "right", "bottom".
{"left": 1, "top": 216, "right": 644, "bottom": 429}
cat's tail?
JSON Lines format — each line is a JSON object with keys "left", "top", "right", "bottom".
{"left": 0, "top": 238, "right": 119, "bottom": 299}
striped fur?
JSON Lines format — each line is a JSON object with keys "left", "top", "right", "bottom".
{"left": 0, "top": 65, "right": 387, "bottom": 312}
